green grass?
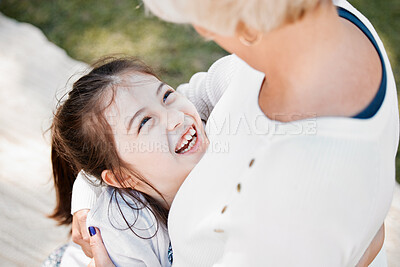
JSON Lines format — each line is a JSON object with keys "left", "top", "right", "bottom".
{"left": 350, "top": 0, "right": 400, "bottom": 184}
{"left": 0, "top": 0, "right": 228, "bottom": 87}
{"left": 1, "top": 0, "right": 399, "bottom": 183}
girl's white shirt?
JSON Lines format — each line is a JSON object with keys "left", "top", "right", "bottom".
{"left": 86, "top": 186, "right": 172, "bottom": 267}
{"left": 71, "top": 0, "right": 398, "bottom": 266}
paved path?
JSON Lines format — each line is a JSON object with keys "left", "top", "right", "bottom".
{"left": 0, "top": 12, "right": 398, "bottom": 267}
{"left": 0, "top": 13, "right": 86, "bottom": 266}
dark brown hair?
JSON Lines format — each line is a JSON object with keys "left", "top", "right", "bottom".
{"left": 50, "top": 57, "right": 169, "bottom": 235}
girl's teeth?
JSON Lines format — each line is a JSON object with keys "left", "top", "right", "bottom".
{"left": 189, "top": 137, "right": 196, "bottom": 148}
{"left": 176, "top": 127, "right": 198, "bottom": 153}
{"left": 180, "top": 136, "right": 197, "bottom": 154}
{"left": 179, "top": 140, "right": 188, "bottom": 150}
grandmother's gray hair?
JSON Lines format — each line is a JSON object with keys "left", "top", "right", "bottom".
{"left": 142, "top": 0, "right": 323, "bottom": 36}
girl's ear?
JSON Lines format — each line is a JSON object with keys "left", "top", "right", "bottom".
{"left": 101, "top": 170, "right": 138, "bottom": 188}
{"left": 101, "top": 170, "right": 120, "bottom": 188}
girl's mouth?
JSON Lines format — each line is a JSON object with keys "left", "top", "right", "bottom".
{"left": 175, "top": 125, "right": 199, "bottom": 154}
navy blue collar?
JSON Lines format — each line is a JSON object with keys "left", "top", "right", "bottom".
{"left": 337, "top": 7, "right": 386, "bottom": 119}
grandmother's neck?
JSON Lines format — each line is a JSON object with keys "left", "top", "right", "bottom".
{"left": 245, "top": 1, "right": 346, "bottom": 87}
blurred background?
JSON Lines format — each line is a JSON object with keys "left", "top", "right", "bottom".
{"left": 1, "top": 0, "right": 399, "bottom": 183}
{"left": 0, "top": 0, "right": 398, "bottom": 266}
{"left": 0, "top": 0, "right": 229, "bottom": 88}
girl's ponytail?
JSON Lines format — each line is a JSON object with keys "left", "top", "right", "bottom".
{"left": 49, "top": 136, "right": 77, "bottom": 225}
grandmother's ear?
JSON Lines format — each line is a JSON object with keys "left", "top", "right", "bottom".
{"left": 235, "top": 21, "right": 263, "bottom": 46}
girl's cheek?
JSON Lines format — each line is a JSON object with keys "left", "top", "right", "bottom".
{"left": 141, "top": 128, "right": 167, "bottom": 148}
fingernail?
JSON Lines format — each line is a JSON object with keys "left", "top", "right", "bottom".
{"left": 88, "top": 226, "right": 96, "bottom": 236}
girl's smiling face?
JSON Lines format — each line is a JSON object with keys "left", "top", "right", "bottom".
{"left": 104, "top": 72, "right": 208, "bottom": 205}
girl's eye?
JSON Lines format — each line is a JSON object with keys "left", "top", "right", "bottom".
{"left": 163, "top": 90, "right": 174, "bottom": 103}
{"left": 138, "top": 117, "right": 151, "bottom": 133}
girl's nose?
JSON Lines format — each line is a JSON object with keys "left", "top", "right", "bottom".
{"left": 166, "top": 109, "right": 184, "bottom": 131}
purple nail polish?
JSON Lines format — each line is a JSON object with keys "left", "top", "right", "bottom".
{"left": 88, "top": 226, "right": 96, "bottom": 236}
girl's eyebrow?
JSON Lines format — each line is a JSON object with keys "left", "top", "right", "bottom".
{"left": 127, "top": 107, "right": 145, "bottom": 134}
{"left": 126, "top": 82, "right": 165, "bottom": 133}
{"left": 156, "top": 82, "right": 166, "bottom": 96}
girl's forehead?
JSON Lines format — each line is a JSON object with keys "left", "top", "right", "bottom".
{"left": 114, "top": 74, "right": 161, "bottom": 99}
{"left": 121, "top": 72, "right": 159, "bottom": 85}
{"left": 104, "top": 73, "right": 161, "bottom": 121}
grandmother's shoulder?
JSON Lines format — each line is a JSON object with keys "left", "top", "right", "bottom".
{"left": 258, "top": 37, "right": 382, "bottom": 122}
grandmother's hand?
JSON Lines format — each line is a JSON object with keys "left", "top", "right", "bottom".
{"left": 72, "top": 209, "right": 92, "bottom": 258}
{"left": 88, "top": 227, "right": 115, "bottom": 267}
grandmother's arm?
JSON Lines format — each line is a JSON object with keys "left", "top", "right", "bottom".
{"left": 177, "top": 54, "right": 236, "bottom": 122}
{"left": 71, "top": 171, "right": 103, "bottom": 214}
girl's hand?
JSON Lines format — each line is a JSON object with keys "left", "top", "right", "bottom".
{"left": 72, "top": 209, "right": 92, "bottom": 257}
{"left": 88, "top": 227, "right": 115, "bottom": 267}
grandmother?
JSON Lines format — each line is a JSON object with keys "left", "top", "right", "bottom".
{"left": 74, "top": 0, "right": 398, "bottom": 266}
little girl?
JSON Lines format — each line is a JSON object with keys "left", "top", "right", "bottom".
{"left": 50, "top": 57, "right": 220, "bottom": 266}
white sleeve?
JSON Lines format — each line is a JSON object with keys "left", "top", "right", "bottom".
{"left": 70, "top": 170, "right": 103, "bottom": 215}
{"left": 177, "top": 55, "right": 237, "bottom": 123}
